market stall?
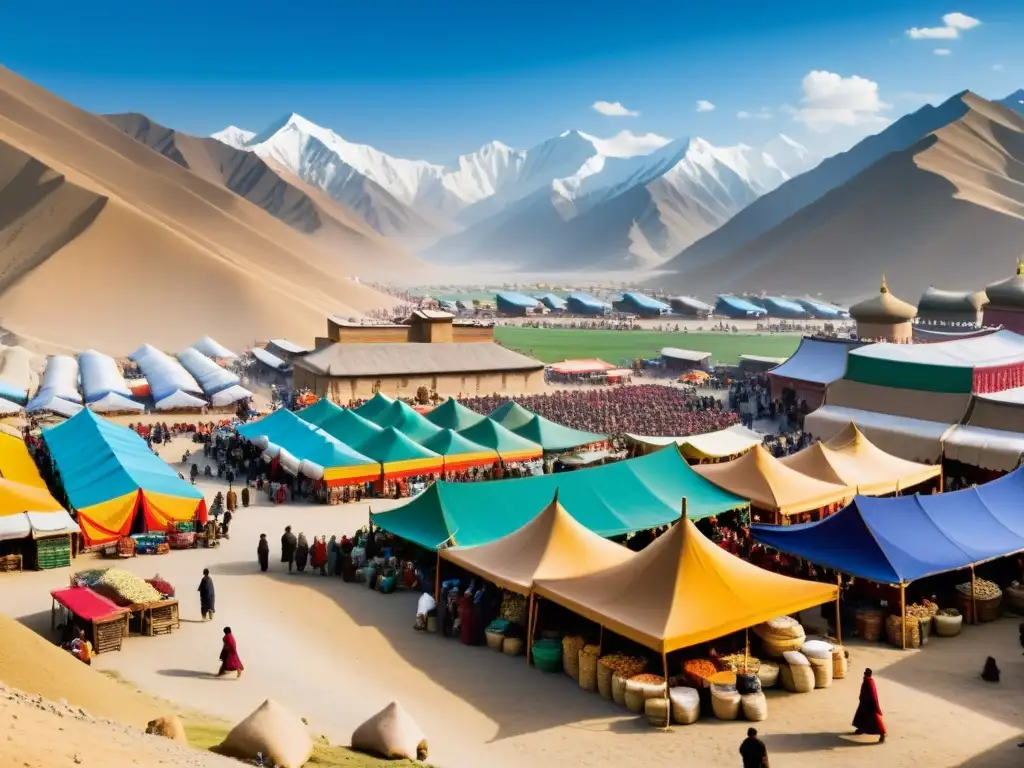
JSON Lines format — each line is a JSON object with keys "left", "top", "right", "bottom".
{"left": 488, "top": 401, "right": 538, "bottom": 431}
{"left": 457, "top": 419, "right": 543, "bottom": 464}
{"left": 353, "top": 392, "right": 395, "bottom": 421}
{"left": 370, "top": 400, "right": 444, "bottom": 443}
{"left": 626, "top": 425, "right": 763, "bottom": 462}
{"left": 510, "top": 414, "right": 607, "bottom": 454}
{"left": 69, "top": 568, "right": 180, "bottom": 638}
{"left": 418, "top": 429, "right": 499, "bottom": 472}
{"left": 297, "top": 399, "right": 385, "bottom": 450}
{"left": 425, "top": 398, "right": 486, "bottom": 431}
{"left": 50, "top": 586, "right": 129, "bottom": 654}
{"left": 356, "top": 427, "right": 443, "bottom": 481}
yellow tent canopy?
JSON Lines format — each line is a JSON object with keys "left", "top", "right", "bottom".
{"left": 625, "top": 424, "right": 762, "bottom": 460}
{"left": 694, "top": 444, "right": 850, "bottom": 516}
{"left": 440, "top": 493, "right": 635, "bottom": 595}
{"left": 0, "top": 432, "right": 47, "bottom": 488}
{"left": 780, "top": 422, "right": 941, "bottom": 496}
{"left": 534, "top": 517, "right": 838, "bottom": 654}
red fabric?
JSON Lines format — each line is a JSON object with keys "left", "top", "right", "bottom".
{"left": 51, "top": 587, "right": 126, "bottom": 622}
{"left": 973, "top": 361, "right": 1024, "bottom": 394}
{"left": 219, "top": 633, "right": 244, "bottom": 671}
{"left": 310, "top": 540, "right": 328, "bottom": 568}
{"left": 459, "top": 593, "right": 478, "bottom": 645}
{"left": 852, "top": 676, "right": 886, "bottom": 735}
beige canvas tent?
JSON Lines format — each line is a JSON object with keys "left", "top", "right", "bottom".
{"left": 780, "top": 423, "right": 941, "bottom": 495}
{"left": 625, "top": 424, "right": 762, "bottom": 461}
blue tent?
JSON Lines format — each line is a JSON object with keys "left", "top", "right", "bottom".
{"left": 535, "top": 293, "right": 566, "bottom": 311}
{"left": 751, "top": 467, "right": 1024, "bottom": 584}
{"left": 714, "top": 295, "right": 767, "bottom": 318}
{"left": 797, "top": 298, "right": 846, "bottom": 319}
{"left": 566, "top": 292, "right": 610, "bottom": 315}
{"left": 612, "top": 292, "right": 670, "bottom": 317}
{"left": 761, "top": 297, "right": 809, "bottom": 318}
{"left": 496, "top": 292, "right": 540, "bottom": 315}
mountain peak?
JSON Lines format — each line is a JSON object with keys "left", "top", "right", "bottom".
{"left": 210, "top": 125, "right": 256, "bottom": 149}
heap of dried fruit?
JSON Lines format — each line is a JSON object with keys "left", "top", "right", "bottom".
{"left": 956, "top": 579, "right": 1001, "bottom": 599}
{"left": 598, "top": 653, "right": 648, "bottom": 678}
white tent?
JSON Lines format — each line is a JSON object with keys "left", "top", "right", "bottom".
{"left": 252, "top": 348, "right": 288, "bottom": 370}
{"left": 37, "top": 355, "right": 82, "bottom": 404}
{"left": 0, "top": 346, "right": 37, "bottom": 404}
{"left": 79, "top": 349, "right": 132, "bottom": 402}
{"left": 154, "top": 390, "right": 208, "bottom": 411}
{"left": 192, "top": 336, "right": 237, "bottom": 360}
{"left": 211, "top": 384, "right": 254, "bottom": 407}
{"left": 25, "top": 394, "right": 83, "bottom": 418}
{"left": 0, "top": 397, "right": 22, "bottom": 416}
{"left": 88, "top": 392, "right": 145, "bottom": 414}
{"left": 130, "top": 344, "right": 202, "bottom": 401}
{"left": 0, "top": 509, "right": 81, "bottom": 542}
{"left": 177, "top": 347, "right": 240, "bottom": 395}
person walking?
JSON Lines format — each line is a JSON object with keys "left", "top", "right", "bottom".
{"left": 226, "top": 485, "right": 237, "bottom": 513}
{"left": 198, "top": 568, "right": 215, "bottom": 621}
{"left": 241, "top": 486, "right": 250, "bottom": 508}
{"left": 257, "top": 533, "right": 270, "bottom": 572}
{"left": 216, "top": 627, "right": 244, "bottom": 678}
{"left": 852, "top": 668, "right": 886, "bottom": 743}
{"left": 739, "top": 727, "right": 768, "bottom": 767}
{"left": 281, "top": 526, "right": 297, "bottom": 573}
{"left": 311, "top": 535, "right": 328, "bottom": 575}
{"left": 294, "top": 533, "right": 310, "bottom": 573}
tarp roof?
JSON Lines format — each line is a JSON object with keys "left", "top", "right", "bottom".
{"left": 512, "top": 414, "right": 605, "bottom": 453}
{"left": 177, "top": 347, "right": 241, "bottom": 395}
{"left": 50, "top": 587, "right": 126, "bottom": 622}
{"left": 26, "top": 394, "right": 83, "bottom": 417}
{"left": 849, "top": 329, "right": 1024, "bottom": 368}
{"left": 618, "top": 292, "right": 670, "bottom": 311}
{"left": 129, "top": 344, "right": 202, "bottom": 401}
{"left": 943, "top": 425, "right": 1024, "bottom": 472}
{"left": 154, "top": 390, "right": 208, "bottom": 411}
{"left": 797, "top": 298, "right": 846, "bottom": 319}
{"left": 79, "top": 350, "right": 131, "bottom": 402}
{"left": 88, "top": 393, "right": 145, "bottom": 414}
{"left": 192, "top": 336, "right": 237, "bottom": 359}
{"left": 268, "top": 338, "right": 311, "bottom": 355}
{"left": 626, "top": 424, "right": 763, "bottom": 460}
{"left": 211, "top": 384, "right": 254, "bottom": 407}
{"left": 296, "top": 399, "right": 383, "bottom": 450}
{"left": 670, "top": 296, "right": 714, "bottom": 312}
{"left": 442, "top": 495, "right": 635, "bottom": 595}
{"left": 458, "top": 418, "right": 542, "bottom": 462}
{"left": 762, "top": 297, "right": 808, "bottom": 317}
{"left": 488, "top": 401, "right": 537, "bottom": 430}
{"left": 752, "top": 466, "right": 1024, "bottom": 584}
{"left": 425, "top": 398, "right": 486, "bottom": 431}
{"left": 535, "top": 293, "right": 566, "bottom": 309}
{"left": 549, "top": 359, "right": 615, "bottom": 375}
{"left": 371, "top": 400, "right": 443, "bottom": 443}
{"left": 779, "top": 423, "right": 941, "bottom": 495}
{"left": 660, "top": 348, "right": 711, "bottom": 363}
{"left": 496, "top": 292, "right": 541, "bottom": 308}
{"left": 0, "top": 478, "right": 78, "bottom": 542}
{"left": 357, "top": 426, "right": 443, "bottom": 479}
{"left": 0, "top": 398, "right": 21, "bottom": 416}
{"left": 768, "top": 338, "right": 860, "bottom": 386}
{"left": 715, "top": 295, "right": 767, "bottom": 315}
{"left": 804, "top": 404, "right": 952, "bottom": 463}
{"left": 418, "top": 429, "right": 498, "bottom": 471}
{"left": 353, "top": 392, "right": 395, "bottom": 421}
{"left": 251, "top": 347, "right": 288, "bottom": 371}
{"left": 371, "top": 447, "right": 747, "bottom": 550}
{"left": 694, "top": 444, "right": 851, "bottom": 515}
{"left": 0, "top": 433, "right": 48, "bottom": 488}
{"left": 567, "top": 292, "right": 610, "bottom": 310}
{"left": 535, "top": 518, "right": 838, "bottom": 654}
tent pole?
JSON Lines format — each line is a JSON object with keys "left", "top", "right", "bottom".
{"left": 661, "top": 650, "right": 671, "bottom": 728}
{"left": 835, "top": 573, "right": 843, "bottom": 644}
{"left": 970, "top": 564, "right": 977, "bottom": 624}
{"left": 598, "top": 624, "right": 604, "bottom": 656}
{"left": 526, "top": 593, "right": 536, "bottom": 665}
{"left": 434, "top": 550, "right": 441, "bottom": 603}
{"left": 900, "top": 583, "right": 907, "bottom": 650}
{"left": 744, "top": 628, "right": 749, "bottom": 672}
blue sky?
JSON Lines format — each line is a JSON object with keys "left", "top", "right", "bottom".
{"left": 1, "top": 1, "right": 1020, "bottom": 161}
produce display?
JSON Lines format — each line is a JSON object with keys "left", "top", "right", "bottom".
{"left": 630, "top": 673, "right": 665, "bottom": 686}
{"left": 73, "top": 568, "right": 162, "bottom": 606}
{"left": 716, "top": 652, "right": 760, "bottom": 674}
{"left": 146, "top": 575, "right": 175, "bottom": 597}
{"left": 683, "top": 659, "right": 718, "bottom": 686}
{"left": 499, "top": 592, "right": 527, "bottom": 625}
{"left": 754, "top": 616, "right": 806, "bottom": 656}
{"left": 956, "top": 579, "right": 1001, "bottom": 599}
{"left": 938, "top": 608, "right": 961, "bottom": 617}
{"left": 906, "top": 600, "right": 939, "bottom": 620}
{"left": 598, "top": 654, "right": 647, "bottom": 678}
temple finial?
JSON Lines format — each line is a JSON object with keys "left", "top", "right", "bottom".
{"left": 880, "top": 274, "right": 889, "bottom": 294}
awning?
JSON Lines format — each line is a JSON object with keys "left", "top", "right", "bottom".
{"left": 251, "top": 347, "right": 289, "bottom": 371}
{"left": 488, "top": 401, "right": 537, "bottom": 431}
{"left": 458, "top": 418, "right": 543, "bottom": 463}
{"left": 88, "top": 393, "right": 145, "bottom": 414}
{"left": 767, "top": 337, "right": 861, "bottom": 386}
{"left": 512, "top": 414, "right": 605, "bottom": 453}
{"left": 296, "top": 399, "right": 383, "bottom": 451}
{"left": 51, "top": 586, "right": 127, "bottom": 622}
{"left": 370, "top": 400, "right": 443, "bottom": 443}
{"left": 626, "top": 425, "right": 763, "bottom": 460}
{"left": 943, "top": 425, "right": 1024, "bottom": 472}
{"left": 356, "top": 426, "right": 442, "bottom": 480}
{"left": 804, "top": 405, "right": 953, "bottom": 463}
{"left": 418, "top": 429, "right": 498, "bottom": 472}
{"left": 0, "top": 478, "right": 77, "bottom": 541}
{"left": 425, "top": 398, "right": 486, "bottom": 431}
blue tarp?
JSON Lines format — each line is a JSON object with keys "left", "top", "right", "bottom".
{"left": 496, "top": 292, "right": 540, "bottom": 309}
{"left": 751, "top": 466, "right": 1024, "bottom": 584}
{"left": 535, "top": 293, "right": 566, "bottom": 310}
{"left": 567, "top": 292, "right": 610, "bottom": 314}
{"left": 714, "top": 295, "right": 767, "bottom": 318}
{"left": 614, "top": 292, "right": 669, "bottom": 315}
{"left": 762, "top": 297, "right": 809, "bottom": 318}
{"left": 797, "top": 299, "right": 846, "bottom": 319}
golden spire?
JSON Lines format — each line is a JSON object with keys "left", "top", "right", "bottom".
{"left": 880, "top": 273, "right": 889, "bottom": 294}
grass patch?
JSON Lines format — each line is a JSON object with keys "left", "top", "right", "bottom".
{"left": 183, "top": 720, "right": 427, "bottom": 767}
{"left": 494, "top": 326, "right": 800, "bottom": 366}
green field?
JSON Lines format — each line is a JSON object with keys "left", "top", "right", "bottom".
{"left": 493, "top": 327, "right": 801, "bottom": 366}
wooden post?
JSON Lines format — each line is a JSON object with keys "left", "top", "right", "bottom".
{"left": 433, "top": 550, "right": 441, "bottom": 603}
{"left": 970, "top": 564, "right": 977, "bottom": 624}
{"left": 835, "top": 573, "right": 843, "bottom": 644}
{"left": 526, "top": 593, "right": 536, "bottom": 664}
{"left": 900, "top": 583, "right": 907, "bottom": 650}
{"left": 661, "top": 650, "right": 671, "bottom": 728}
{"left": 744, "top": 628, "right": 749, "bottom": 672}
{"left": 598, "top": 624, "right": 604, "bottom": 656}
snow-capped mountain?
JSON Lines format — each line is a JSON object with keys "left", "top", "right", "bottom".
{"left": 212, "top": 113, "right": 818, "bottom": 267}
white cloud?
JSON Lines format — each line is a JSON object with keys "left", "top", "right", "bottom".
{"left": 934, "top": 48, "right": 952, "bottom": 56}
{"left": 906, "top": 12, "right": 981, "bottom": 39}
{"left": 787, "top": 70, "right": 890, "bottom": 132}
{"left": 993, "top": 63, "right": 1004, "bottom": 71}
{"left": 737, "top": 107, "right": 773, "bottom": 120}
{"left": 591, "top": 100, "right": 639, "bottom": 117}
{"left": 588, "top": 130, "right": 671, "bottom": 157}
{"left": 695, "top": 100, "right": 716, "bottom": 113}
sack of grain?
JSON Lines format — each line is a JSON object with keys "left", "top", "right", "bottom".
{"left": 757, "top": 661, "right": 779, "bottom": 689}
{"left": 933, "top": 611, "right": 963, "bottom": 637}
{"left": 214, "top": 699, "right": 312, "bottom": 768}
{"left": 809, "top": 657, "right": 832, "bottom": 688}
{"left": 801, "top": 640, "right": 833, "bottom": 660}
{"left": 710, "top": 686, "right": 741, "bottom": 720}
{"left": 782, "top": 650, "right": 810, "bottom": 667}
{"left": 755, "top": 616, "right": 804, "bottom": 639}
{"left": 350, "top": 702, "right": 427, "bottom": 762}
{"left": 831, "top": 646, "right": 847, "bottom": 679}
{"left": 562, "top": 635, "right": 585, "bottom": 681}
{"left": 612, "top": 673, "right": 629, "bottom": 706}
{"left": 578, "top": 645, "right": 600, "bottom": 691}
{"left": 597, "top": 659, "right": 615, "bottom": 700}
{"left": 741, "top": 692, "right": 768, "bottom": 722}
{"left": 780, "top": 665, "right": 814, "bottom": 694}
{"left": 736, "top": 673, "right": 762, "bottom": 695}
{"left": 485, "top": 630, "right": 504, "bottom": 651}
{"left": 669, "top": 687, "right": 700, "bottom": 725}
{"left": 644, "top": 697, "right": 671, "bottom": 727}
{"left": 502, "top": 637, "right": 524, "bottom": 656}
{"left": 624, "top": 676, "right": 666, "bottom": 714}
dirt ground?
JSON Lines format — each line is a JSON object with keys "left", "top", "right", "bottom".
{"left": 0, "top": 434, "right": 1022, "bottom": 768}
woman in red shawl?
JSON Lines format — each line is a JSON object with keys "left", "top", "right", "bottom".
{"left": 217, "top": 627, "right": 244, "bottom": 678}
{"left": 310, "top": 536, "right": 328, "bottom": 575}
{"left": 459, "top": 589, "right": 478, "bottom": 645}
{"left": 852, "top": 668, "right": 885, "bottom": 742}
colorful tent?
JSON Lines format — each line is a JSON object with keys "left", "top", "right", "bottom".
{"left": 488, "top": 401, "right": 537, "bottom": 431}
{"left": 779, "top": 423, "right": 941, "bottom": 496}
{"left": 371, "top": 400, "right": 443, "bottom": 443}
{"left": 535, "top": 518, "right": 837, "bottom": 654}
{"left": 296, "top": 399, "right": 383, "bottom": 450}
{"left": 354, "top": 392, "right": 395, "bottom": 421}
{"left": 425, "top": 398, "right": 486, "bottom": 431}
{"left": 0, "top": 433, "right": 48, "bottom": 487}
{"left": 236, "top": 409, "right": 380, "bottom": 485}
{"left": 442, "top": 494, "right": 634, "bottom": 594}
{"left": 418, "top": 429, "right": 498, "bottom": 472}
{"left": 372, "top": 447, "right": 747, "bottom": 550}
{"left": 458, "top": 419, "right": 542, "bottom": 462}
{"left": 752, "top": 466, "right": 1024, "bottom": 584}
{"left": 512, "top": 414, "right": 605, "bottom": 453}
{"left": 0, "top": 434, "right": 78, "bottom": 541}
{"left": 626, "top": 425, "right": 762, "bottom": 460}
{"left": 357, "top": 426, "right": 443, "bottom": 480}
{"left": 694, "top": 445, "right": 851, "bottom": 517}
{"left": 43, "top": 409, "right": 205, "bottom": 546}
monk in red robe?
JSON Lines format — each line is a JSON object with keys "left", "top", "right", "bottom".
{"left": 852, "top": 668, "right": 885, "bottom": 742}
{"left": 217, "top": 627, "right": 244, "bottom": 678}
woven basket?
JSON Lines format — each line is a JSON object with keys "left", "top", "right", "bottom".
{"left": 955, "top": 592, "right": 1002, "bottom": 624}
{"left": 855, "top": 609, "right": 884, "bottom": 642}
{"left": 780, "top": 664, "right": 814, "bottom": 693}
{"left": 710, "top": 688, "right": 741, "bottom": 720}
{"left": 831, "top": 647, "right": 848, "bottom": 680}
{"left": 562, "top": 636, "right": 584, "bottom": 681}
{"left": 809, "top": 657, "right": 833, "bottom": 689}
{"left": 597, "top": 661, "right": 614, "bottom": 699}
{"left": 669, "top": 687, "right": 700, "bottom": 725}
{"left": 578, "top": 646, "right": 600, "bottom": 691}
{"left": 502, "top": 637, "right": 524, "bottom": 656}
{"left": 612, "top": 674, "right": 629, "bottom": 706}
{"left": 485, "top": 630, "right": 504, "bottom": 652}
{"left": 757, "top": 661, "right": 779, "bottom": 689}
{"left": 933, "top": 613, "right": 963, "bottom": 637}
{"left": 760, "top": 636, "right": 806, "bottom": 658}
{"left": 885, "top": 615, "right": 921, "bottom": 649}
{"left": 644, "top": 697, "right": 671, "bottom": 727}
{"left": 741, "top": 692, "right": 768, "bottom": 722}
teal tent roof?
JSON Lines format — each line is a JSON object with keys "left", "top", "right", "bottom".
{"left": 237, "top": 409, "right": 376, "bottom": 469}
{"left": 354, "top": 392, "right": 395, "bottom": 420}
{"left": 512, "top": 414, "right": 606, "bottom": 452}
{"left": 425, "top": 398, "right": 486, "bottom": 431}
{"left": 358, "top": 426, "right": 440, "bottom": 463}
{"left": 458, "top": 418, "right": 542, "bottom": 457}
{"left": 372, "top": 446, "right": 746, "bottom": 549}
{"left": 419, "top": 428, "right": 497, "bottom": 458}
{"left": 488, "top": 401, "right": 536, "bottom": 430}
{"left": 372, "top": 400, "right": 443, "bottom": 443}
{"left": 43, "top": 409, "right": 203, "bottom": 509}
{"left": 296, "top": 399, "right": 382, "bottom": 450}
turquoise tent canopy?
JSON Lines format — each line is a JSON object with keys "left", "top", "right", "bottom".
{"left": 43, "top": 409, "right": 203, "bottom": 510}
{"left": 372, "top": 400, "right": 443, "bottom": 443}
{"left": 371, "top": 446, "right": 747, "bottom": 549}
{"left": 488, "top": 401, "right": 537, "bottom": 430}
{"left": 512, "top": 413, "right": 606, "bottom": 452}
{"left": 425, "top": 398, "right": 486, "bottom": 431}
{"left": 296, "top": 399, "right": 383, "bottom": 450}
{"left": 354, "top": 392, "right": 395, "bottom": 420}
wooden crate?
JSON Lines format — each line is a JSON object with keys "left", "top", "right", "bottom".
{"left": 145, "top": 600, "right": 180, "bottom": 636}
{"left": 93, "top": 614, "right": 127, "bottom": 654}
{"left": 36, "top": 536, "right": 72, "bottom": 570}
{"left": 0, "top": 554, "right": 23, "bottom": 573}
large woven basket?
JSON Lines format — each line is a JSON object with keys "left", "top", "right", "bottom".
{"left": 809, "top": 657, "right": 833, "bottom": 689}
{"left": 955, "top": 592, "right": 1002, "bottom": 624}
{"left": 885, "top": 615, "right": 921, "bottom": 649}
{"left": 578, "top": 647, "right": 600, "bottom": 691}
{"left": 933, "top": 613, "right": 963, "bottom": 637}
{"left": 1004, "top": 585, "right": 1024, "bottom": 616}
{"left": 855, "top": 610, "right": 884, "bottom": 642}
{"left": 761, "top": 636, "right": 805, "bottom": 658}
{"left": 485, "top": 630, "right": 504, "bottom": 652}
{"left": 831, "top": 647, "right": 848, "bottom": 680}
{"left": 780, "top": 664, "right": 814, "bottom": 693}
{"left": 644, "top": 697, "right": 671, "bottom": 727}
{"left": 562, "top": 636, "right": 585, "bottom": 681}
{"left": 611, "top": 674, "right": 628, "bottom": 706}
{"left": 710, "top": 688, "right": 741, "bottom": 720}
{"left": 597, "top": 661, "right": 614, "bottom": 700}
{"left": 502, "top": 637, "right": 524, "bottom": 656}
{"left": 669, "top": 687, "right": 700, "bottom": 725}
{"left": 757, "top": 661, "right": 780, "bottom": 689}
{"left": 741, "top": 692, "right": 767, "bottom": 722}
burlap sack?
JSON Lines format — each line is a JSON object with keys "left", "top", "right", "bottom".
{"left": 145, "top": 715, "right": 187, "bottom": 744}
{"left": 214, "top": 699, "right": 312, "bottom": 768}
{"left": 351, "top": 701, "right": 428, "bottom": 761}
